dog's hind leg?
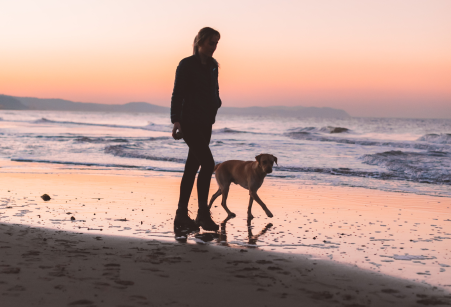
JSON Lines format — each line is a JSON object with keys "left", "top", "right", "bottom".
{"left": 208, "top": 189, "right": 222, "bottom": 209}
{"left": 220, "top": 186, "right": 236, "bottom": 217}
{"left": 247, "top": 196, "right": 254, "bottom": 219}
{"left": 249, "top": 190, "right": 273, "bottom": 218}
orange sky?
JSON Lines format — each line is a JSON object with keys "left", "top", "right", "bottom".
{"left": 1, "top": 1, "right": 450, "bottom": 118}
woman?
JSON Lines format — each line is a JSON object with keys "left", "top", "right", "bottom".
{"left": 171, "top": 27, "right": 222, "bottom": 232}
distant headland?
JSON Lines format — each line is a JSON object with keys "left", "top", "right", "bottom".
{"left": 0, "top": 94, "right": 350, "bottom": 118}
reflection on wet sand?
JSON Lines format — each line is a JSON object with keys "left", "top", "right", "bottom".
{"left": 180, "top": 216, "right": 274, "bottom": 247}
{"left": 247, "top": 218, "right": 273, "bottom": 245}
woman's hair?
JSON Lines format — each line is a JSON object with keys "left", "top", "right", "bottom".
{"left": 193, "top": 27, "right": 220, "bottom": 56}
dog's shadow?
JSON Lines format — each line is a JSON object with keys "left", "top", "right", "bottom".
{"left": 215, "top": 216, "right": 273, "bottom": 245}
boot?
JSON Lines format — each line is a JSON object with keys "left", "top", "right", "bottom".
{"left": 174, "top": 209, "right": 199, "bottom": 232}
{"left": 195, "top": 208, "right": 219, "bottom": 231}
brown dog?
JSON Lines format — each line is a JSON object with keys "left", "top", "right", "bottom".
{"left": 208, "top": 154, "right": 278, "bottom": 219}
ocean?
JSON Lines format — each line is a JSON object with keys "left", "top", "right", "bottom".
{"left": 1, "top": 110, "right": 450, "bottom": 197}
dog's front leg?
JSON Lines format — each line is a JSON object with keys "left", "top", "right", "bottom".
{"left": 247, "top": 196, "right": 254, "bottom": 219}
{"left": 209, "top": 189, "right": 222, "bottom": 209}
{"left": 249, "top": 190, "right": 273, "bottom": 218}
{"left": 221, "top": 187, "right": 236, "bottom": 217}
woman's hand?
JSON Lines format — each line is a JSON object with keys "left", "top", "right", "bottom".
{"left": 172, "top": 122, "right": 183, "bottom": 140}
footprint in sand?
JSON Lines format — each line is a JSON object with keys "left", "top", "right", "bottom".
{"left": 68, "top": 299, "right": 95, "bottom": 306}
{"left": 1, "top": 267, "right": 20, "bottom": 274}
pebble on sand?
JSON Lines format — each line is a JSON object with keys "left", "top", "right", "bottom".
{"left": 41, "top": 194, "right": 51, "bottom": 201}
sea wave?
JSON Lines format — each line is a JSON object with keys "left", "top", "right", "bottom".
{"left": 10, "top": 158, "right": 183, "bottom": 172}
{"left": 104, "top": 145, "right": 186, "bottom": 163}
{"left": 74, "top": 136, "right": 170, "bottom": 144}
{"left": 32, "top": 118, "right": 171, "bottom": 132}
{"left": 106, "top": 144, "right": 449, "bottom": 185}
{"left": 287, "top": 126, "right": 350, "bottom": 134}
{"left": 319, "top": 126, "right": 350, "bottom": 133}
{"left": 213, "top": 127, "right": 252, "bottom": 134}
{"left": 142, "top": 122, "right": 172, "bottom": 132}
{"left": 361, "top": 150, "right": 450, "bottom": 184}
{"left": 285, "top": 131, "right": 450, "bottom": 152}
{"left": 417, "top": 133, "right": 451, "bottom": 145}
{"left": 11, "top": 158, "right": 141, "bottom": 169}
{"left": 211, "top": 140, "right": 224, "bottom": 146}
{"left": 276, "top": 166, "right": 397, "bottom": 180}
{"left": 74, "top": 137, "right": 129, "bottom": 143}
{"left": 33, "top": 118, "right": 52, "bottom": 123}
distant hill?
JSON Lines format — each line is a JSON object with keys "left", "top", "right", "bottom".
{"left": 15, "top": 96, "right": 168, "bottom": 113}
{"left": 0, "top": 95, "right": 28, "bottom": 110}
{"left": 2, "top": 95, "right": 350, "bottom": 118}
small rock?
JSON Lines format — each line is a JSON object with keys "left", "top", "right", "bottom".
{"left": 41, "top": 194, "right": 51, "bottom": 201}
{"left": 71, "top": 216, "right": 76, "bottom": 221}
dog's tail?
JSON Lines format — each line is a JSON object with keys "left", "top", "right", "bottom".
{"left": 213, "top": 163, "right": 221, "bottom": 173}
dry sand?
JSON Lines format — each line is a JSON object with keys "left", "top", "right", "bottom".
{"left": 0, "top": 162, "right": 451, "bottom": 306}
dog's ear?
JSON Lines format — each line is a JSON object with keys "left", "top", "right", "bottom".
{"left": 255, "top": 154, "right": 263, "bottom": 164}
{"left": 273, "top": 155, "right": 278, "bottom": 165}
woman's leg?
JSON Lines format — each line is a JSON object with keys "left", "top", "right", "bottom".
{"left": 181, "top": 122, "right": 214, "bottom": 209}
{"left": 175, "top": 121, "right": 217, "bottom": 231}
{"left": 177, "top": 149, "right": 200, "bottom": 212}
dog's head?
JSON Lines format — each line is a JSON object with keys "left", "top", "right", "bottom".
{"left": 255, "top": 154, "right": 278, "bottom": 174}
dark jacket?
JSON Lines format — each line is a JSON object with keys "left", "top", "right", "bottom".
{"left": 170, "top": 54, "right": 222, "bottom": 125}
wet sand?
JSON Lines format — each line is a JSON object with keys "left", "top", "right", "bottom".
{"left": 0, "top": 162, "right": 451, "bottom": 306}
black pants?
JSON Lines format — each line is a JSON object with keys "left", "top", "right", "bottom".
{"left": 178, "top": 121, "right": 215, "bottom": 212}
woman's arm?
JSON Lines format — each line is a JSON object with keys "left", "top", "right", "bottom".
{"left": 217, "top": 86, "right": 222, "bottom": 108}
{"left": 170, "top": 60, "right": 188, "bottom": 124}
{"left": 216, "top": 68, "right": 222, "bottom": 108}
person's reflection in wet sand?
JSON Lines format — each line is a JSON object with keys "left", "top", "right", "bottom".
{"left": 177, "top": 217, "right": 273, "bottom": 245}
{"left": 247, "top": 218, "right": 273, "bottom": 245}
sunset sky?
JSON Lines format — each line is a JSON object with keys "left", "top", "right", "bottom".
{"left": 1, "top": 1, "right": 450, "bottom": 118}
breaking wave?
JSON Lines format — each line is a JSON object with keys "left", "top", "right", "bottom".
{"left": 319, "top": 126, "right": 350, "bottom": 133}
{"left": 285, "top": 130, "right": 450, "bottom": 152}
{"left": 104, "top": 145, "right": 186, "bottom": 164}
{"left": 361, "top": 150, "right": 451, "bottom": 184}
{"left": 287, "top": 126, "right": 350, "bottom": 134}
{"left": 417, "top": 133, "right": 451, "bottom": 145}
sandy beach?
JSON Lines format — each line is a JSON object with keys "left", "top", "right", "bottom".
{"left": 1, "top": 161, "right": 450, "bottom": 306}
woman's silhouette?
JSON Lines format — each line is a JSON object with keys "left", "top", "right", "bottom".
{"left": 171, "top": 27, "right": 222, "bottom": 232}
